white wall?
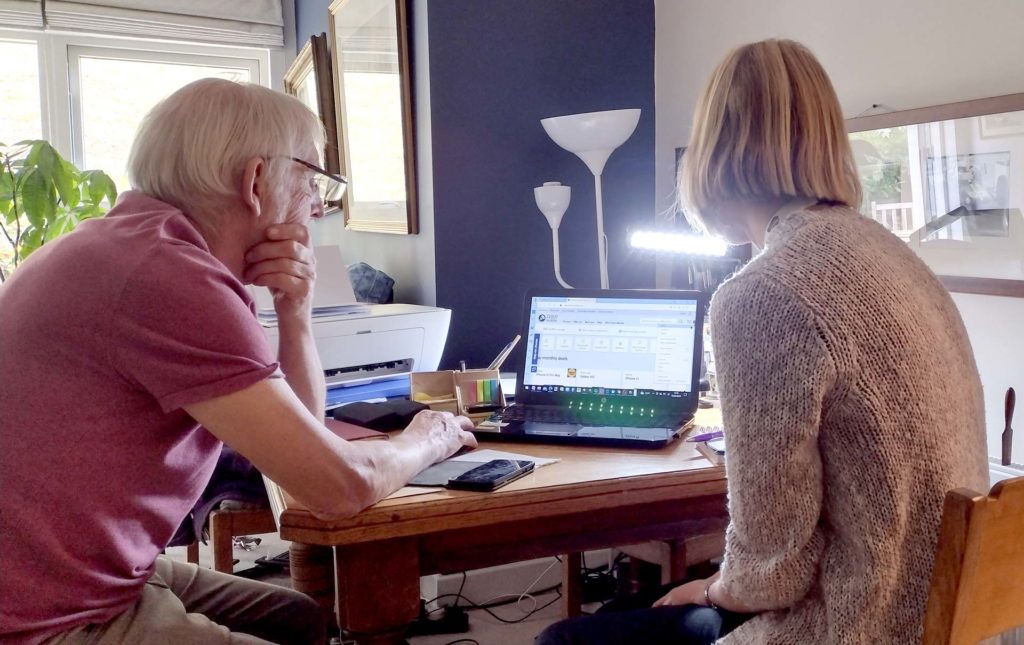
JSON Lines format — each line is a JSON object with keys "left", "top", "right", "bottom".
{"left": 655, "top": 0, "right": 1024, "bottom": 463}
{"left": 309, "top": 0, "right": 437, "bottom": 306}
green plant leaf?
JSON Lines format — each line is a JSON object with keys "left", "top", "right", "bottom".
{"left": 83, "top": 171, "right": 118, "bottom": 206}
{"left": 2, "top": 139, "right": 116, "bottom": 274}
{"left": 19, "top": 226, "right": 45, "bottom": 258}
{"left": 0, "top": 172, "right": 13, "bottom": 217}
{"left": 19, "top": 168, "right": 55, "bottom": 228}
{"left": 27, "top": 141, "right": 58, "bottom": 179}
{"left": 0, "top": 171, "right": 12, "bottom": 200}
{"left": 46, "top": 215, "right": 76, "bottom": 240}
{"left": 53, "top": 156, "right": 79, "bottom": 207}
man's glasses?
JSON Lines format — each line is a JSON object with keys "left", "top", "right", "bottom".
{"left": 290, "top": 157, "right": 348, "bottom": 203}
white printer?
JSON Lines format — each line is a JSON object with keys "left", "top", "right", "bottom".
{"left": 260, "top": 304, "right": 451, "bottom": 388}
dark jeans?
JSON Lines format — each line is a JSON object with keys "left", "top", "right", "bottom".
{"left": 536, "top": 582, "right": 751, "bottom": 645}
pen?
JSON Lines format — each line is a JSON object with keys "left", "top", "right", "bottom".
{"left": 686, "top": 429, "right": 724, "bottom": 443}
{"left": 487, "top": 334, "right": 521, "bottom": 371}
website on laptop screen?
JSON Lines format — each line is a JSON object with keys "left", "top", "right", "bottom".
{"left": 521, "top": 295, "right": 698, "bottom": 399}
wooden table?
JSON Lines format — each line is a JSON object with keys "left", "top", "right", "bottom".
{"left": 279, "top": 415, "right": 727, "bottom": 644}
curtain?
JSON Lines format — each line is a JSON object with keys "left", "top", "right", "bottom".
{"left": 44, "top": 0, "right": 284, "bottom": 47}
{"left": 0, "top": 0, "right": 43, "bottom": 28}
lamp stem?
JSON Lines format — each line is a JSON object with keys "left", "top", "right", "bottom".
{"left": 594, "top": 173, "right": 609, "bottom": 289}
{"left": 550, "top": 227, "right": 573, "bottom": 288}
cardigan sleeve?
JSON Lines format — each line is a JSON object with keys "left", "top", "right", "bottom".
{"left": 711, "top": 272, "right": 837, "bottom": 611}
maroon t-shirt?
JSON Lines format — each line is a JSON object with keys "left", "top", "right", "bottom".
{"left": 0, "top": 192, "right": 279, "bottom": 643}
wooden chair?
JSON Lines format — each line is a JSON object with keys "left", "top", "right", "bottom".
{"left": 185, "top": 507, "right": 278, "bottom": 573}
{"left": 923, "top": 476, "right": 1024, "bottom": 644}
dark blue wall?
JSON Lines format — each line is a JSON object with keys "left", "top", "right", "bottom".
{"left": 294, "top": 0, "right": 657, "bottom": 372}
{"left": 295, "top": 0, "right": 331, "bottom": 46}
{"left": 429, "top": 0, "right": 656, "bottom": 370}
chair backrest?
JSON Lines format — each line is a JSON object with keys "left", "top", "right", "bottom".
{"left": 923, "top": 476, "right": 1024, "bottom": 644}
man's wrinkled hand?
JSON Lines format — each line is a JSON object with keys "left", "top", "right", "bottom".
{"left": 400, "top": 410, "right": 478, "bottom": 461}
{"left": 244, "top": 224, "right": 316, "bottom": 320}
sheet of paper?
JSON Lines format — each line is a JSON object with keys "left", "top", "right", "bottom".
{"left": 451, "top": 448, "right": 559, "bottom": 468}
{"left": 252, "top": 245, "right": 362, "bottom": 312}
{"left": 386, "top": 485, "right": 445, "bottom": 499}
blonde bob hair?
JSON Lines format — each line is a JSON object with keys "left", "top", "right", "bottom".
{"left": 679, "top": 39, "right": 861, "bottom": 234}
{"left": 128, "top": 78, "right": 324, "bottom": 218}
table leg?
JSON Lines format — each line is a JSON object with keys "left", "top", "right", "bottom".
{"left": 289, "top": 543, "right": 337, "bottom": 630}
{"left": 561, "top": 552, "right": 583, "bottom": 618}
{"left": 335, "top": 537, "right": 420, "bottom": 645}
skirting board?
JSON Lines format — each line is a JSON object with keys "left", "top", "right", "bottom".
{"left": 420, "top": 549, "right": 612, "bottom": 610}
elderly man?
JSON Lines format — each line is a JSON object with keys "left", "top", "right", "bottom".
{"left": 0, "top": 79, "right": 476, "bottom": 644}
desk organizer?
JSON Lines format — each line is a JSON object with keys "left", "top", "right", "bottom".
{"left": 410, "top": 369, "right": 507, "bottom": 423}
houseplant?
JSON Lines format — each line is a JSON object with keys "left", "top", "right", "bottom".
{"left": 0, "top": 140, "right": 117, "bottom": 282}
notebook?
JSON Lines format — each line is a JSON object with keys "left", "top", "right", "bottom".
{"left": 473, "top": 288, "right": 705, "bottom": 449}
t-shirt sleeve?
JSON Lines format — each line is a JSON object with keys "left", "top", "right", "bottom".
{"left": 711, "top": 273, "right": 836, "bottom": 610}
{"left": 109, "top": 242, "right": 279, "bottom": 413}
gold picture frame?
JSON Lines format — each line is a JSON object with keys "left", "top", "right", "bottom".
{"left": 283, "top": 33, "right": 342, "bottom": 200}
{"left": 328, "top": 0, "right": 418, "bottom": 234}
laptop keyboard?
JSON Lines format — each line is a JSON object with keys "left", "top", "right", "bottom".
{"left": 497, "top": 405, "right": 686, "bottom": 429}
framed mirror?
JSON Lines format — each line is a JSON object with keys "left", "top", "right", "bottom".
{"left": 284, "top": 33, "right": 342, "bottom": 211}
{"left": 328, "top": 0, "right": 418, "bottom": 234}
{"left": 848, "top": 93, "right": 1024, "bottom": 298}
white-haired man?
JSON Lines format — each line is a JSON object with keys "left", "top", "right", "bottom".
{"left": 0, "top": 78, "right": 477, "bottom": 644}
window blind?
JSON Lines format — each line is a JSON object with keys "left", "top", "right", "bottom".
{"left": 44, "top": 1, "right": 284, "bottom": 47}
{"left": 0, "top": 0, "right": 43, "bottom": 28}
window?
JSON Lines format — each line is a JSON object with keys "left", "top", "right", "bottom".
{"left": 70, "top": 46, "right": 259, "bottom": 191}
{"left": 0, "top": 39, "right": 43, "bottom": 144}
{"left": 0, "top": 28, "right": 269, "bottom": 180}
{"left": 0, "top": 29, "right": 270, "bottom": 278}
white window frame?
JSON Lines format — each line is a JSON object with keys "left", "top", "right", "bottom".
{"left": 1, "top": 27, "right": 272, "bottom": 166}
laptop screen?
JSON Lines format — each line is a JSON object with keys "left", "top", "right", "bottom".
{"left": 516, "top": 289, "right": 704, "bottom": 411}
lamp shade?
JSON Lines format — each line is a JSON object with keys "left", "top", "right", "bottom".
{"left": 534, "top": 181, "right": 571, "bottom": 230}
{"left": 540, "top": 108, "right": 641, "bottom": 176}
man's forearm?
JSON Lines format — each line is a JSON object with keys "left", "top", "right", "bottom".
{"left": 276, "top": 316, "right": 326, "bottom": 417}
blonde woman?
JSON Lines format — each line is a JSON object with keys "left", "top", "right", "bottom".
{"left": 537, "top": 38, "right": 987, "bottom": 645}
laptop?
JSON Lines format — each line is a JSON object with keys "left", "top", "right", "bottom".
{"left": 473, "top": 288, "right": 706, "bottom": 449}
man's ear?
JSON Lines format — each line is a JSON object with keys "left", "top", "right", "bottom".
{"left": 241, "top": 156, "right": 265, "bottom": 218}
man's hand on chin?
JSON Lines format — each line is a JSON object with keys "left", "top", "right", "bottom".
{"left": 243, "top": 224, "right": 316, "bottom": 321}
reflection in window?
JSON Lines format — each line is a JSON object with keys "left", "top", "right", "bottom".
{"left": 851, "top": 116, "right": 1018, "bottom": 243}
{"left": 850, "top": 128, "right": 915, "bottom": 239}
{"left": 849, "top": 108, "right": 1024, "bottom": 281}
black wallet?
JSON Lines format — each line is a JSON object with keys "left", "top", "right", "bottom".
{"left": 331, "top": 402, "right": 401, "bottom": 431}
{"left": 331, "top": 399, "right": 430, "bottom": 431}
{"left": 382, "top": 399, "right": 429, "bottom": 426}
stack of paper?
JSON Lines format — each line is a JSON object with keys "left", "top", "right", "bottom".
{"left": 252, "top": 245, "right": 370, "bottom": 324}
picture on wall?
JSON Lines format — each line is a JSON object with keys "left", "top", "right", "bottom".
{"left": 980, "top": 110, "right": 1024, "bottom": 139}
{"left": 924, "top": 151, "right": 1011, "bottom": 238}
{"left": 847, "top": 93, "right": 1024, "bottom": 297}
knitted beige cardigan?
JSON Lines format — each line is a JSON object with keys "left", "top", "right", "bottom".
{"left": 712, "top": 206, "right": 989, "bottom": 644}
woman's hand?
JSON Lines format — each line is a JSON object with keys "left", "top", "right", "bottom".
{"left": 652, "top": 578, "right": 708, "bottom": 608}
{"left": 244, "top": 224, "right": 316, "bottom": 321}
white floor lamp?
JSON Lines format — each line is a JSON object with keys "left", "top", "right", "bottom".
{"left": 534, "top": 181, "right": 573, "bottom": 288}
{"left": 539, "top": 108, "right": 641, "bottom": 289}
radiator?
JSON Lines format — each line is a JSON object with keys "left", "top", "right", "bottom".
{"left": 989, "top": 460, "right": 1024, "bottom": 486}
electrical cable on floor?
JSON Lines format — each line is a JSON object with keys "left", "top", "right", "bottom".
{"left": 421, "top": 555, "right": 565, "bottom": 625}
